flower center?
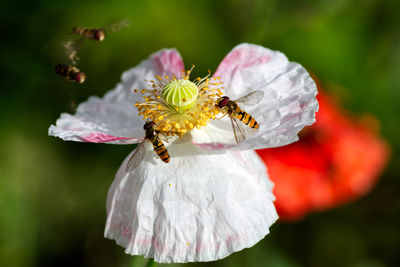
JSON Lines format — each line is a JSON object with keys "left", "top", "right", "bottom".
{"left": 134, "top": 67, "right": 223, "bottom": 137}
{"left": 162, "top": 79, "right": 198, "bottom": 113}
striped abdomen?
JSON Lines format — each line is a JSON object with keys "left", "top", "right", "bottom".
{"left": 234, "top": 106, "right": 259, "bottom": 129}
{"left": 151, "top": 137, "right": 170, "bottom": 163}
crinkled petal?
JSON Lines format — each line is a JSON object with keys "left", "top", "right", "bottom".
{"left": 49, "top": 49, "right": 185, "bottom": 144}
{"left": 192, "top": 43, "right": 318, "bottom": 150}
{"left": 105, "top": 142, "right": 278, "bottom": 263}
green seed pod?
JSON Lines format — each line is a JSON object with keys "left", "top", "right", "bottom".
{"left": 162, "top": 80, "right": 198, "bottom": 113}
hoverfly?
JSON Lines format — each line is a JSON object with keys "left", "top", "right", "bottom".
{"left": 72, "top": 26, "right": 106, "bottom": 42}
{"left": 64, "top": 18, "right": 131, "bottom": 64}
{"left": 217, "top": 90, "right": 264, "bottom": 144}
{"left": 54, "top": 63, "right": 86, "bottom": 83}
{"left": 126, "top": 121, "right": 170, "bottom": 172}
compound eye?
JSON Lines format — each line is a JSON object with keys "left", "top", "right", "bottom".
{"left": 95, "top": 30, "right": 105, "bottom": 41}
{"left": 143, "top": 121, "right": 156, "bottom": 129}
{"left": 75, "top": 72, "right": 86, "bottom": 83}
{"left": 218, "top": 96, "right": 229, "bottom": 108}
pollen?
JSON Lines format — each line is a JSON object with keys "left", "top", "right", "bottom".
{"left": 134, "top": 66, "right": 222, "bottom": 137}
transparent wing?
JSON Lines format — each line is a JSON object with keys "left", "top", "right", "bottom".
{"left": 230, "top": 115, "right": 247, "bottom": 144}
{"left": 125, "top": 140, "right": 147, "bottom": 172}
{"left": 103, "top": 18, "right": 131, "bottom": 33}
{"left": 156, "top": 134, "right": 173, "bottom": 143}
{"left": 234, "top": 90, "right": 264, "bottom": 106}
{"left": 43, "top": 34, "right": 84, "bottom": 65}
{"left": 62, "top": 37, "right": 85, "bottom": 65}
{"left": 155, "top": 130, "right": 180, "bottom": 141}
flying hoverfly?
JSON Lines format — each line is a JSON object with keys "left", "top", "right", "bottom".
{"left": 72, "top": 26, "right": 106, "bottom": 42}
{"left": 44, "top": 35, "right": 87, "bottom": 82}
{"left": 54, "top": 63, "right": 86, "bottom": 83}
{"left": 64, "top": 18, "right": 131, "bottom": 64}
{"left": 46, "top": 19, "right": 130, "bottom": 83}
{"left": 126, "top": 121, "right": 170, "bottom": 172}
{"left": 216, "top": 90, "right": 264, "bottom": 144}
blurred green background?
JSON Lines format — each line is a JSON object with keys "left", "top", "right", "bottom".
{"left": 1, "top": 0, "right": 399, "bottom": 266}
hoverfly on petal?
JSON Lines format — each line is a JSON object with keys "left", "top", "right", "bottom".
{"left": 126, "top": 121, "right": 170, "bottom": 171}
{"left": 217, "top": 90, "right": 264, "bottom": 144}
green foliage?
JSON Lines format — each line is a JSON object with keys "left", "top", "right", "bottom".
{"left": 0, "top": 0, "right": 399, "bottom": 266}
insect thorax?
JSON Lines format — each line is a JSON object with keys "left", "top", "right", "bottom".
{"left": 227, "top": 100, "right": 239, "bottom": 113}
{"left": 145, "top": 127, "right": 157, "bottom": 140}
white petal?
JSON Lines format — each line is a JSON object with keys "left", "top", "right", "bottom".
{"left": 105, "top": 142, "right": 278, "bottom": 263}
{"left": 192, "top": 43, "right": 318, "bottom": 150}
{"left": 49, "top": 49, "right": 185, "bottom": 144}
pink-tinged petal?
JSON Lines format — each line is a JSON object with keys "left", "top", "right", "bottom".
{"left": 192, "top": 43, "right": 318, "bottom": 150}
{"left": 49, "top": 49, "right": 185, "bottom": 144}
{"left": 153, "top": 49, "right": 185, "bottom": 75}
{"left": 82, "top": 133, "right": 134, "bottom": 143}
{"left": 105, "top": 143, "right": 278, "bottom": 263}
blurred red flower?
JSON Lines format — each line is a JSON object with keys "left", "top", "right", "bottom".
{"left": 256, "top": 91, "right": 389, "bottom": 221}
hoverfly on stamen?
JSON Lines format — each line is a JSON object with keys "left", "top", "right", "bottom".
{"left": 216, "top": 90, "right": 264, "bottom": 144}
{"left": 126, "top": 121, "right": 171, "bottom": 171}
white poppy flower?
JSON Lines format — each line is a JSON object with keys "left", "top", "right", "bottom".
{"left": 49, "top": 43, "right": 318, "bottom": 263}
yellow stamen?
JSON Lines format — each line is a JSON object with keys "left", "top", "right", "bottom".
{"left": 134, "top": 66, "right": 223, "bottom": 137}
